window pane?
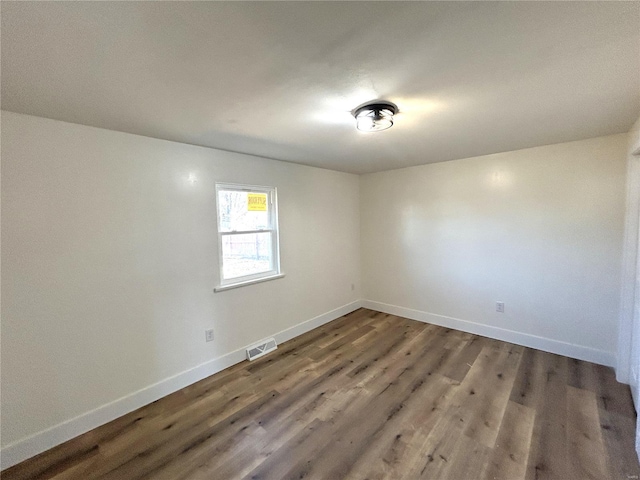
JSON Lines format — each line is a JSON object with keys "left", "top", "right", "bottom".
{"left": 221, "top": 232, "right": 273, "bottom": 280}
{"left": 218, "top": 190, "right": 269, "bottom": 232}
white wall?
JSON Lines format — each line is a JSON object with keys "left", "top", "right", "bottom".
{"left": 361, "top": 134, "right": 627, "bottom": 365}
{"left": 619, "top": 115, "right": 640, "bottom": 460}
{"left": 619, "top": 115, "right": 640, "bottom": 393}
{"left": 0, "top": 111, "right": 361, "bottom": 466}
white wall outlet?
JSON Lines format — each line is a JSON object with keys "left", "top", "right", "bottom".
{"left": 496, "top": 302, "right": 505, "bottom": 313}
{"left": 205, "top": 329, "right": 214, "bottom": 342}
{"left": 351, "top": 283, "right": 355, "bottom": 291}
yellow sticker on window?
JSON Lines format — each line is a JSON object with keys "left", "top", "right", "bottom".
{"left": 248, "top": 193, "right": 267, "bottom": 211}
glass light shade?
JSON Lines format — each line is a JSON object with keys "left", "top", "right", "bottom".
{"left": 355, "top": 107, "right": 395, "bottom": 132}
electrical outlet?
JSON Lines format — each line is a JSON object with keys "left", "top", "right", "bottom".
{"left": 496, "top": 302, "right": 505, "bottom": 313}
{"left": 205, "top": 329, "right": 214, "bottom": 342}
{"left": 351, "top": 283, "right": 355, "bottom": 291}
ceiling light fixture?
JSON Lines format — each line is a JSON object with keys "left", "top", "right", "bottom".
{"left": 352, "top": 101, "right": 398, "bottom": 132}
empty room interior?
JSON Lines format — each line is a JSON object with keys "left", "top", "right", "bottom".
{"left": 2, "top": 2, "right": 640, "bottom": 479}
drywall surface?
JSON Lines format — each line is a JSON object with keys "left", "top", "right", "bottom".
{"left": 619, "top": 115, "right": 640, "bottom": 461}
{"left": 622, "top": 115, "right": 640, "bottom": 394}
{"left": 1, "top": 112, "right": 360, "bottom": 453}
{"left": 361, "top": 134, "right": 627, "bottom": 364}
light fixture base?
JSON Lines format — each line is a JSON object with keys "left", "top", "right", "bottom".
{"left": 352, "top": 101, "right": 398, "bottom": 132}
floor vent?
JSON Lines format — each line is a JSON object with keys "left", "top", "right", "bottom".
{"left": 246, "top": 338, "right": 278, "bottom": 361}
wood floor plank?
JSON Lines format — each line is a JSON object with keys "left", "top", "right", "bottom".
{"left": 403, "top": 415, "right": 464, "bottom": 479}
{"left": 593, "top": 363, "right": 637, "bottom": 418}
{"left": 343, "top": 373, "right": 458, "bottom": 479}
{"left": 482, "top": 400, "right": 535, "bottom": 480}
{"left": 566, "top": 385, "right": 609, "bottom": 480}
{"left": 100, "top": 390, "right": 281, "bottom": 480}
{"left": 3, "top": 308, "right": 637, "bottom": 480}
{"left": 443, "top": 430, "right": 492, "bottom": 480}
{"left": 524, "top": 353, "right": 569, "bottom": 480}
{"left": 567, "top": 357, "right": 598, "bottom": 393}
{"left": 444, "top": 343, "right": 523, "bottom": 449}
{"left": 509, "top": 348, "right": 547, "bottom": 409}
{"left": 442, "top": 333, "right": 487, "bottom": 383}
{"left": 599, "top": 409, "right": 640, "bottom": 479}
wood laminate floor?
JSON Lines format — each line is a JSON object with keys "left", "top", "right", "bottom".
{"left": 4, "top": 308, "right": 639, "bottom": 480}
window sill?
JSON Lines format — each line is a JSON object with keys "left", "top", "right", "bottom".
{"left": 214, "top": 273, "right": 285, "bottom": 292}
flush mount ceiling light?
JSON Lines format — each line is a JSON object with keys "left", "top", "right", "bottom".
{"left": 352, "top": 101, "right": 398, "bottom": 132}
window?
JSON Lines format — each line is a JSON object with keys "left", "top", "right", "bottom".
{"left": 215, "top": 183, "right": 281, "bottom": 290}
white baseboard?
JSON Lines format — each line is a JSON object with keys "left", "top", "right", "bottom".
{"left": 361, "top": 300, "right": 616, "bottom": 368}
{"left": 0, "top": 300, "right": 362, "bottom": 471}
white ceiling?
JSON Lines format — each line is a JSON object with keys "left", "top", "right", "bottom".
{"left": 2, "top": 2, "right": 639, "bottom": 174}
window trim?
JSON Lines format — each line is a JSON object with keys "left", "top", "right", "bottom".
{"left": 214, "top": 182, "right": 281, "bottom": 291}
{"left": 213, "top": 273, "right": 285, "bottom": 292}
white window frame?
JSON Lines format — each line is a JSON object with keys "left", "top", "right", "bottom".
{"left": 214, "top": 183, "right": 282, "bottom": 292}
